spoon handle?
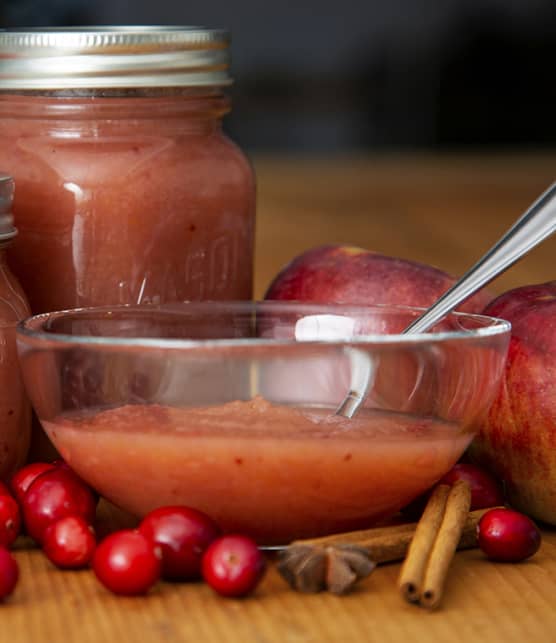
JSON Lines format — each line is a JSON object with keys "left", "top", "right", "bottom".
{"left": 336, "top": 181, "right": 556, "bottom": 419}
{"left": 404, "top": 181, "right": 556, "bottom": 334}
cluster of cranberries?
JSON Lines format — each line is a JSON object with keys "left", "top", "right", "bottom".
{"left": 0, "top": 460, "right": 266, "bottom": 600}
{"left": 0, "top": 458, "right": 543, "bottom": 602}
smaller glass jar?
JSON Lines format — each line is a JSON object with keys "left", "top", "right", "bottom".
{"left": 0, "top": 174, "right": 31, "bottom": 478}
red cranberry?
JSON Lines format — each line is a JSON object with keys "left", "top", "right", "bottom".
{"left": 478, "top": 508, "right": 541, "bottom": 562}
{"left": 0, "top": 481, "right": 11, "bottom": 497}
{"left": 202, "top": 535, "right": 266, "bottom": 598}
{"left": 22, "top": 469, "right": 96, "bottom": 543}
{"left": 0, "top": 494, "right": 21, "bottom": 548}
{"left": 9, "top": 462, "right": 56, "bottom": 505}
{"left": 93, "top": 530, "right": 161, "bottom": 596}
{"left": 440, "top": 463, "right": 504, "bottom": 510}
{"left": 402, "top": 462, "right": 505, "bottom": 520}
{"left": 139, "top": 506, "right": 220, "bottom": 581}
{"left": 43, "top": 515, "right": 96, "bottom": 569}
{"left": 0, "top": 547, "right": 18, "bottom": 600}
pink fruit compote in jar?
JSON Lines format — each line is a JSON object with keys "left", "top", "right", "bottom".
{"left": 0, "top": 175, "right": 31, "bottom": 477}
{"left": 0, "top": 27, "right": 255, "bottom": 313}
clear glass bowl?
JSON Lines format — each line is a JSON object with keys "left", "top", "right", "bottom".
{"left": 16, "top": 302, "right": 510, "bottom": 544}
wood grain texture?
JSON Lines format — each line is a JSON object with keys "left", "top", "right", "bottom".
{"left": 6, "top": 532, "right": 556, "bottom": 643}
{"left": 5, "top": 154, "right": 556, "bottom": 642}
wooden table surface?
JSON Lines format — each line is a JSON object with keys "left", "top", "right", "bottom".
{"left": 6, "top": 154, "right": 556, "bottom": 642}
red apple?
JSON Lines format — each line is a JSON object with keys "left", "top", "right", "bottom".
{"left": 265, "top": 245, "right": 491, "bottom": 313}
{"left": 470, "top": 281, "right": 556, "bottom": 524}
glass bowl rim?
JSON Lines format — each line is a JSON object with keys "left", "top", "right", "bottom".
{"left": 16, "top": 301, "right": 511, "bottom": 350}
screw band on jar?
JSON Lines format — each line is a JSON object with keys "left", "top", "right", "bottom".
{"left": 0, "top": 26, "right": 232, "bottom": 89}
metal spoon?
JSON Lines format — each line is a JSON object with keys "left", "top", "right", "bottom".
{"left": 335, "top": 181, "right": 556, "bottom": 419}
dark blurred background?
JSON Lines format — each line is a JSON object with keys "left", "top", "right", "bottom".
{"left": 1, "top": 0, "right": 555, "bottom": 153}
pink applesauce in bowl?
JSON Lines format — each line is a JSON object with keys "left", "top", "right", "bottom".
{"left": 43, "top": 400, "right": 470, "bottom": 543}
{"left": 17, "top": 302, "right": 510, "bottom": 543}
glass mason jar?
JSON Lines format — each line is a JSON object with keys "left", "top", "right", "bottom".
{"left": 0, "top": 175, "right": 31, "bottom": 477}
{"left": 0, "top": 27, "right": 255, "bottom": 314}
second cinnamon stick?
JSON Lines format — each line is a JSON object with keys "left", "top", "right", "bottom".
{"left": 288, "top": 505, "right": 489, "bottom": 564}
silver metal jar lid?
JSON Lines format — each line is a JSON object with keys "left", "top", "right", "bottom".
{"left": 0, "top": 26, "right": 232, "bottom": 89}
{"left": 0, "top": 175, "right": 16, "bottom": 241}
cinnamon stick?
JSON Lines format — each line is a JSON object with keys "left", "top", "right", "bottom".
{"left": 420, "top": 480, "right": 472, "bottom": 609}
{"left": 397, "top": 480, "right": 472, "bottom": 609}
{"left": 289, "top": 507, "right": 486, "bottom": 563}
{"left": 398, "top": 484, "right": 451, "bottom": 603}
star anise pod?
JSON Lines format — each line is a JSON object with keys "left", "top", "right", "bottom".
{"left": 277, "top": 543, "right": 376, "bottom": 595}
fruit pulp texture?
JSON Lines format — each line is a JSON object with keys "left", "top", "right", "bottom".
{"left": 43, "top": 398, "right": 471, "bottom": 544}
{"left": 0, "top": 248, "right": 31, "bottom": 478}
{"left": 0, "top": 92, "right": 255, "bottom": 313}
